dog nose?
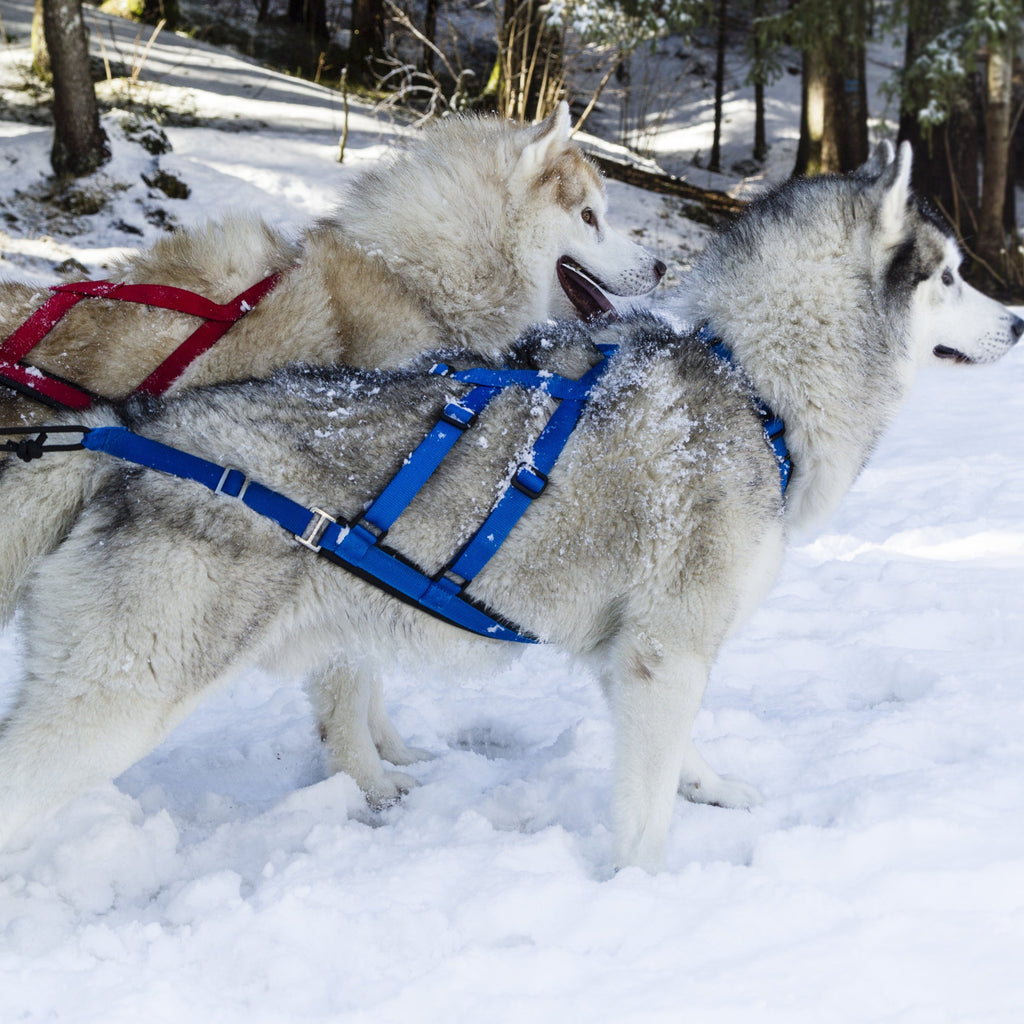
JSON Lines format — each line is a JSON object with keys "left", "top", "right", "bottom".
{"left": 1011, "top": 314, "right": 1024, "bottom": 342}
{"left": 653, "top": 259, "right": 667, "bottom": 281}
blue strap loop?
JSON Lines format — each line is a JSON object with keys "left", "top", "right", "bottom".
{"left": 695, "top": 323, "right": 792, "bottom": 495}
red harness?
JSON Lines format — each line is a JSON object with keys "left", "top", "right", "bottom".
{"left": 0, "top": 273, "right": 283, "bottom": 410}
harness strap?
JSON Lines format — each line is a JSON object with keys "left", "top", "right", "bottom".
{"left": 74, "top": 347, "right": 617, "bottom": 644}
{"left": 695, "top": 323, "right": 792, "bottom": 494}
{"left": 358, "top": 385, "right": 497, "bottom": 536}
{"left": 438, "top": 347, "right": 614, "bottom": 585}
{"left": 0, "top": 273, "right": 283, "bottom": 408}
{"left": 81, "top": 422, "right": 537, "bottom": 643}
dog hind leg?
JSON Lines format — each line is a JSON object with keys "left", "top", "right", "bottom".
{"left": 0, "top": 665, "right": 212, "bottom": 848}
{"left": 366, "top": 676, "right": 432, "bottom": 767}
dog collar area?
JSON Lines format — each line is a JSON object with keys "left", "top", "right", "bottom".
{"left": 694, "top": 322, "right": 792, "bottom": 496}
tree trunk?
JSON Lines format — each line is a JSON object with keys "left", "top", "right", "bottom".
{"left": 289, "top": 0, "right": 327, "bottom": 39}
{"left": 31, "top": 0, "right": 50, "bottom": 79}
{"left": 43, "top": 0, "right": 109, "bottom": 179}
{"left": 795, "top": 42, "right": 828, "bottom": 175}
{"left": 833, "top": 0, "right": 869, "bottom": 171}
{"left": 349, "top": 0, "right": 385, "bottom": 82}
{"left": 793, "top": 0, "right": 868, "bottom": 176}
{"left": 752, "top": 0, "right": 767, "bottom": 162}
{"left": 977, "top": 37, "right": 1013, "bottom": 272}
{"left": 422, "top": 0, "right": 439, "bottom": 73}
{"left": 709, "top": 0, "right": 727, "bottom": 173}
{"left": 897, "top": 0, "right": 980, "bottom": 244}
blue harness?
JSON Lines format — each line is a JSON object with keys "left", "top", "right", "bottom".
{"left": 696, "top": 323, "right": 792, "bottom": 493}
{"left": 4, "top": 328, "right": 791, "bottom": 645}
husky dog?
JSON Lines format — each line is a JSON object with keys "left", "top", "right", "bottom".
{"left": 0, "top": 143, "right": 1018, "bottom": 869}
{"left": 0, "top": 101, "right": 664, "bottom": 425}
{"left": 0, "top": 102, "right": 663, "bottom": 794}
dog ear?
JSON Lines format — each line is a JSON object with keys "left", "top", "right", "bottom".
{"left": 877, "top": 141, "right": 913, "bottom": 247}
{"left": 514, "top": 101, "right": 572, "bottom": 183}
{"left": 855, "top": 139, "right": 894, "bottom": 179}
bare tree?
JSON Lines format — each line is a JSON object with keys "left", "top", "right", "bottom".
{"left": 43, "top": 0, "right": 109, "bottom": 178}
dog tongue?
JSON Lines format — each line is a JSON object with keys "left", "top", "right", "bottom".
{"left": 557, "top": 257, "right": 616, "bottom": 319}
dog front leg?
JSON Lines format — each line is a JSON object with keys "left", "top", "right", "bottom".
{"left": 604, "top": 647, "right": 710, "bottom": 873}
{"left": 309, "top": 661, "right": 422, "bottom": 806}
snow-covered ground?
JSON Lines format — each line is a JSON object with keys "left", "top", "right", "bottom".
{"left": 2, "top": 1, "right": 1024, "bottom": 1020}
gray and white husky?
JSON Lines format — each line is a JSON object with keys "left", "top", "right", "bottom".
{"left": 0, "top": 143, "right": 1018, "bottom": 869}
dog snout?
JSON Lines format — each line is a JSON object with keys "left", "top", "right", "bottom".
{"left": 1011, "top": 313, "right": 1024, "bottom": 343}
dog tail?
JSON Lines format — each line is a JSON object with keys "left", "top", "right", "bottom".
{"left": 0, "top": 411, "right": 118, "bottom": 625}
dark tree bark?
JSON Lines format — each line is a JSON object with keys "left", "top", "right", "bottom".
{"left": 43, "top": 0, "right": 109, "bottom": 179}
{"left": 289, "top": 0, "right": 328, "bottom": 40}
{"left": 709, "top": 0, "right": 727, "bottom": 173}
{"left": 896, "top": 0, "right": 979, "bottom": 244}
{"left": 349, "top": 0, "right": 385, "bottom": 82}
{"left": 793, "top": 0, "right": 869, "bottom": 176}
{"left": 422, "top": 0, "right": 440, "bottom": 73}
{"left": 977, "top": 36, "right": 1013, "bottom": 272}
{"left": 751, "top": 0, "right": 767, "bottom": 162}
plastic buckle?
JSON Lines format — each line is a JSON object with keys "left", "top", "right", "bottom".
{"left": 296, "top": 507, "right": 337, "bottom": 552}
{"left": 511, "top": 465, "right": 547, "bottom": 499}
{"left": 440, "top": 401, "right": 475, "bottom": 430}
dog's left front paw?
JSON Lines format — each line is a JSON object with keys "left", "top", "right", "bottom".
{"left": 679, "top": 772, "right": 763, "bottom": 809}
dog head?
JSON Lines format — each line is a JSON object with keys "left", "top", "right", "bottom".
{"left": 870, "top": 141, "right": 1023, "bottom": 367}
{"left": 508, "top": 102, "right": 667, "bottom": 321}
{"left": 333, "top": 106, "right": 665, "bottom": 356}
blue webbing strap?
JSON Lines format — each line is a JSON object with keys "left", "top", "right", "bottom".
{"left": 78, "top": 346, "right": 617, "bottom": 644}
{"left": 82, "top": 422, "right": 537, "bottom": 642}
{"left": 695, "top": 323, "right": 792, "bottom": 494}
{"left": 360, "top": 385, "right": 495, "bottom": 535}
{"left": 439, "top": 347, "right": 615, "bottom": 587}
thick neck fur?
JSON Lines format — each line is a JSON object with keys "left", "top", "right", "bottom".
{"left": 682, "top": 177, "right": 919, "bottom": 532}
{"left": 321, "top": 119, "right": 551, "bottom": 353}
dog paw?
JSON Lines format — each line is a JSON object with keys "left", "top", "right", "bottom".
{"left": 364, "top": 769, "right": 419, "bottom": 809}
{"left": 679, "top": 772, "right": 763, "bottom": 809}
{"left": 381, "top": 743, "right": 434, "bottom": 767}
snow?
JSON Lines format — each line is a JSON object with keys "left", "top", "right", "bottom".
{"left": 2, "top": 0, "right": 1024, "bottom": 1020}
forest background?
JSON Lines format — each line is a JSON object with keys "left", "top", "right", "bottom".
{"left": 22, "top": 0, "right": 1024, "bottom": 300}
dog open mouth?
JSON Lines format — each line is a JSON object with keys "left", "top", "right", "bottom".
{"left": 934, "top": 345, "right": 974, "bottom": 364}
{"left": 557, "top": 257, "right": 617, "bottom": 319}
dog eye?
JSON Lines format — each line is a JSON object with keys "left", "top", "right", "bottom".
{"left": 941, "top": 268, "right": 955, "bottom": 286}
{"left": 581, "top": 208, "right": 596, "bottom": 226}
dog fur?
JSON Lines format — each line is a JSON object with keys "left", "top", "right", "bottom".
{"left": 0, "top": 103, "right": 664, "bottom": 796}
{"left": 0, "top": 102, "right": 663, "bottom": 426}
{"left": 0, "top": 143, "right": 1019, "bottom": 870}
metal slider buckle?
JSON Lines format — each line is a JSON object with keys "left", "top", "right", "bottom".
{"left": 215, "top": 465, "right": 250, "bottom": 501}
{"left": 296, "top": 507, "right": 337, "bottom": 552}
